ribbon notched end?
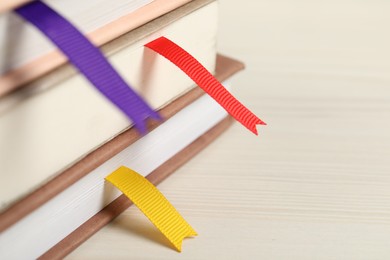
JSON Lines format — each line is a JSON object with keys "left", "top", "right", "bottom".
{"left": 131, "top": 109, "right": 163, "bottom": 135}
{"left": 172, "top": 228, "right": 198, "bottom": 252}
{"left": 247, "top": 117, "right": 266, "bottom": 136}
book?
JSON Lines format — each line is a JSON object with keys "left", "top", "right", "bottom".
{"left": 0, "top": 55, "right": 245, "bottom": 259}
{"left": 0, "top": 0, "right": 194, "bottom": 95}
{"left": 0, "top": 0, "right": 251, "bottom": 258}
{"left": 0, "top": 0, "right": 218, "bottom": 212}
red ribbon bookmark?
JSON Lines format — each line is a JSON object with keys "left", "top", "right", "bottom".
{"left": 145, "top": 37, "right": 265, "bottom": 135}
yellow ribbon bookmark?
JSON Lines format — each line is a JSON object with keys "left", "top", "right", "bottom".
{"left": 105, "top": 166, "right": 197, "bottom": 252}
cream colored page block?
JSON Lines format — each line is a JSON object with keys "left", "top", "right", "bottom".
{"left": 0, "top": 1, "right": 218, "bottom": 209}
{"left": 69, "top": 0, "right": 390, "bottom": 259}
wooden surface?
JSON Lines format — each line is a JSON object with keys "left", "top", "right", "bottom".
{"left": 67, "top": 0, "right": 390, "bottom": 259}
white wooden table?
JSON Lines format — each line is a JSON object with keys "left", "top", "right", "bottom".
{"left": 67, "top": 0, "right": 390, "bottom": 259}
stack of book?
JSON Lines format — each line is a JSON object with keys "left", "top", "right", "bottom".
{"left": 0, "top": 0, "right": 247, "bottom": 258}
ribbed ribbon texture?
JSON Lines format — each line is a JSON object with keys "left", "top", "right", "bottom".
{"left": 145, "top": 37, "right": 266, "bottom": 135}
{"left": 15, "top": 1, "right": 160, "bottom": 133}
{"left": 106, "top": 166, "right": 197, "bottom": 252}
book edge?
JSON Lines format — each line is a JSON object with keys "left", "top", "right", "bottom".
{"left": 0, "top": 0, "right": 214, "bottom": 97}
{"left": 0, "top": 54, "right": 245, "bottom": 231}
{"left": 41, "top": 116, "right": 234, "bottom": 260}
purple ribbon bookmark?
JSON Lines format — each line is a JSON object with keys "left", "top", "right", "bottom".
{"left": 15, "top": 1, "right": 161, "bottom": 134}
